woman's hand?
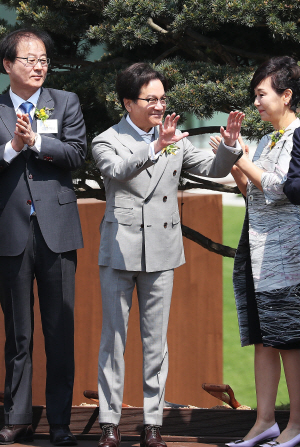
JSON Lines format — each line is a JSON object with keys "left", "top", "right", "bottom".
{"left": 209, "top": 135, "right": 222, "bottom": 154}
{"left": 209, "top": 134, "right": 249, "bottom": 157}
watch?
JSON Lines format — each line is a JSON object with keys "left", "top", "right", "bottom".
{"left": 234, "top": 149, "right": 244, "bottom": 164}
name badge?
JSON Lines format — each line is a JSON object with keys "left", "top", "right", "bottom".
{"left": 37, "top": 119, "right": 58, "bottom": 133}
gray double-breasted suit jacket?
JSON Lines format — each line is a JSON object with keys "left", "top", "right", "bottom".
{"left": 93, "top": 116, "right": 239, "bottom": 272}
{"left": 0, "top": 87, "right": 87, "bottom": 256}
{"left": 92, "top": 115, "right": 240, "bottom": 425}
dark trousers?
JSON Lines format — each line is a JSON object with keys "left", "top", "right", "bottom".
{"left": 0, "top": 216, "right": 76, "bottom": 425}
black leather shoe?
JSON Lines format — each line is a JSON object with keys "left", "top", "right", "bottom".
{"left": 0, "top": 424, "right": 34, "bottom": 445}
{"left": 49, "top": 425, "right": 77, "bottom": 446}
{"left": 98, "top": 424, "right": 121, "bottom": 447}
{"left": 140, "top": 425, "right": 166, "bottom": 447}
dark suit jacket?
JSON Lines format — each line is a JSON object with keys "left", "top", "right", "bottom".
{"left": 0, "top": 87, "right": 87, "bottom": 256}
{"left": 284, "top": 126, "right": 300, "bottom": 204}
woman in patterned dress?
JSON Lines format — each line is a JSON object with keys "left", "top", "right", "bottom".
{"left": 224, "top": 57, "right": 300, "bottom": 447}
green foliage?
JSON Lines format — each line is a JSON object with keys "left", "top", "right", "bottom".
{"left": 0, "top": 0, "right": 299, "bottom": 183}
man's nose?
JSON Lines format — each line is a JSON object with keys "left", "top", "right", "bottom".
{"left": 34, "top": 60, "right": 43, "bottom": 69}
{"left": 154, "top": 100, "right": 164, "bottom": 110}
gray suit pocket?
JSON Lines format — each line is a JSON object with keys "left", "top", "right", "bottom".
{"left": 172, "top": 210, "right": 180, "bottom": 226}
{"left": 114, "top": 196, "right": 134, "bottom": 209}
{"left": 105, "top": 210, "right": 133, "bottom": 226}
{"left": 58, "top": 190, "right": 77, "bottom": 205}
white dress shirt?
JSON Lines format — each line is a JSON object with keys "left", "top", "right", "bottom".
{"left": 4, "top": 88, "right": 42, "bottom": 163}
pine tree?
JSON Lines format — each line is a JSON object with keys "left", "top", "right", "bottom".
{"left": 0, "top": 0, "right": 299, "bottom": 252}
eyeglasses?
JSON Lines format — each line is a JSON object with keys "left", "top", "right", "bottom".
{"left": 15, "top": 57, "right": 50, "bottom": 67}
{"left": 137, "top": 97, "right": 168, "bottom": 106}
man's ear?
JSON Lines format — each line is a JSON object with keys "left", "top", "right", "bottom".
{"left": 3, "top": 59, "right": 12, "bottom": 74}
{"left": 123, "top": 98, "right": 131, "bottom": 113}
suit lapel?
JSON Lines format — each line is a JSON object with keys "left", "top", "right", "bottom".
{"left": 0, "top": 92, "right": 17, "bottom": 138}
{"left": 33, "top": 87, "right": 54, "bottom": 133}
{"left": 115, "top": 116, "right": 149, "bottom": 154}
{"left": 116, "top": 116, "right": 154, "bottom": 178}
{"left": 145, "top": 125, "right": 169, "bottom": 198}
{"left": 115, "top": 117, "right": 170, "bottom": 196}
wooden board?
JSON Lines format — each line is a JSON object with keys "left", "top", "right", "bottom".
{"left": 0, "top": 406, "right": 289, "bottom": 443}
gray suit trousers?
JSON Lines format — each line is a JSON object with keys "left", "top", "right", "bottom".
{"left": 98, "top": 266, "right": 174, "bottom": 425}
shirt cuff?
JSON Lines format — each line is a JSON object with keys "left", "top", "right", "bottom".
{"left": 28, "top": 133, "right": 41, "bottom": 153}
{"left": 149, "top": 142, "right": 161, "bottom": 160}
{"left": 222, "top": 139, "right": 242, "bottom": 155}
{"left": 3, "top": 140, "right": 24, "bottom": 163}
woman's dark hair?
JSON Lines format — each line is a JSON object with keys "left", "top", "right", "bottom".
{"left": 116, "top": 62, "right": 168, "bottom": 109}
{"left": 0, "top": 28, "right": 54, "bottom": 74}
{"left": 250, "top": 56, "right": 300, "bottom": 112}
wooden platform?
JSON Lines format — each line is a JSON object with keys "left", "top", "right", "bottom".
{"left": 6, "top": 439, "right": 222, "bottom": 447}
{"left": 0, "top": 406, "right": 290, "bottom": 445}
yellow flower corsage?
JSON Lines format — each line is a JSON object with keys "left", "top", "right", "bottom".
{"left": 270, "top": 129, "right": 285, "bottom": 149}
{"left": 35, "top": 107, "right": 54, "bottom": 124}
{"left": 161, "top": 143, "right": 179, "bottom": 156}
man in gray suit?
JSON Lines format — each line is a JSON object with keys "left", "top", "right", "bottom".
{"left": 0, "top": 29, "right": 86, "bottom": 445}
{"left": 92, "top": 63, "right": 244, "bottom": 447}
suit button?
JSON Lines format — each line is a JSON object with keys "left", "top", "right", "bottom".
{"left": 164, "top": 222, "right": 168, "bottom": 228}
{"left": 163, "top": 196, "right": 167, "bottom": 202}
{"left": 27, "top": 200, "right": 32, "bottom": 205}
{"left": 28, "top": 174, "right": 33, "bottom": 179}
{"left": 173, "top": 170, "right": 177, "bottom": 176}
{"left": 140, "top": 224, "right": 144, "bottom": 228}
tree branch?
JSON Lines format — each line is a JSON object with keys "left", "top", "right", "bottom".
{"left": 153, "top": 46, "right": 179, "bottom": 64}
{"left": 185, "top": 28, "right": 237, "bottom": 67}
{"left": 181, "top": 224, "right": 236, "bottom": 258}
{"left": 185, "top": 28, "right": 270, "bottom": 63}
{"left": 181, "top": 172, "right": 240, "bottom": 194}
{"left": 182, "top": 125, "right": 221, "bottom": 136}
{"left": 147, "top": 17, "right": 168, "bottom": 34}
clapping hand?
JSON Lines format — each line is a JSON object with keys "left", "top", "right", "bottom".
{"left": 209, "top": 134, "right": 249, "bottom": 157}
{"left": 12, "top": 113, "right": 35, "bottom": 152}
{"left": 154, "top": 113, "right": 189, "bottom": 153}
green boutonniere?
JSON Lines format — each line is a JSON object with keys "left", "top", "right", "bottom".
{"left": 35, "top": 107, "right": 54, "bottom": 123}
{"left": 161, "top": 143, "right": 179, "bottom": 156}
{"left": 270, "top": 129, "right": 285, "bottom": 150}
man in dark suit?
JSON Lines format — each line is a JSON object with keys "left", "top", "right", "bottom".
{"left": 0, "top": 29, "right": 87, "bottom": 445}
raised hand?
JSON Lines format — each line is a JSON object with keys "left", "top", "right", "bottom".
{"left": 154, "top": 113, "right": 189, "bottom": 153}
{"left": 220, "top": 111, "right": 245, "bottom": 147}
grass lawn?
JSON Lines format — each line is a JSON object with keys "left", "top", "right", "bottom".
{"left": 223, "top": 205, "right": 289, "bottom": 409}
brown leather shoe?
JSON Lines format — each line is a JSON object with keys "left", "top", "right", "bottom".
{"left": 98, "top": 424, "right": 121, "bottom": 447}
{"left": 140, "top": 425, "right": 166, "bottom": 447}
{"left": 0, "top": 424, "right": 34, "bottom": 445}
